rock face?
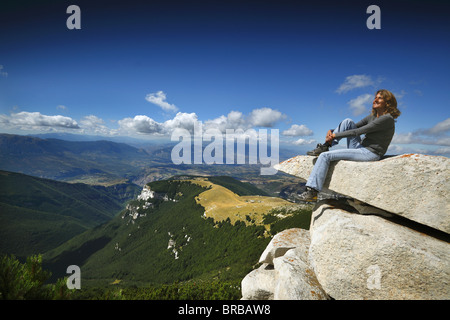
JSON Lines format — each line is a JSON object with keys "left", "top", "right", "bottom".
{"left": 309, "top": 201, "right": 449, "bottom": 299}
{"left": 242, "top": 153, "right": 450, "bottom": 300}
{"left": 274, "top": 153, "right": 450, "bottom": 234}
{"left": 258, "top": 228, "right": 309, "bottom": 264}
{"left": 241, "top": 228, "right": 328, "bottom": 300}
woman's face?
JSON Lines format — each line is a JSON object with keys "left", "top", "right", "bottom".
{"left": 373, "top": 93, "right": 387, "bottom": 112}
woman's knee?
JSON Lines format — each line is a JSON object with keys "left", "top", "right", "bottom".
{"left": 341, "top": 118, "right": 356, "bottom": 127}
{"left": 335, "top": 118, "right": 357, "bottom": 133}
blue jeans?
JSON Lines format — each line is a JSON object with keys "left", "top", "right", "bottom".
{"left": 306, "top": 118, "right": 380, "bottom": 192}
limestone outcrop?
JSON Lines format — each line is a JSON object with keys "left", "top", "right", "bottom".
{"left": 274, "top": 153, "right": 449, "bottom": 234}
{"left": 309, "top": 201, "right": 449, "bottom": 299}
{"left": 242, "top": 153, "right": 450, "bottom": 300}
{"left": 241, "top": 228, "right": 328, "bottom": 300}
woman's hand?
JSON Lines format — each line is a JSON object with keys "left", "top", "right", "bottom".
{"left": 325, "top": 130, "right": 335, "bottom": 143}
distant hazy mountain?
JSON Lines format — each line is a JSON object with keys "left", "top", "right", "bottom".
{"left": 0, "top": 133, "right": 151, "bottom": 183}
{"left": 29, "top": 132, "right": 169, "bottom": 146}
{"left": 0, "top": 133, "right": 301, "bottom": 188}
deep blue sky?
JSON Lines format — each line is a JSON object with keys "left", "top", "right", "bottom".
{"left": 0, "top": 0, "right": 449, "bottom": 156}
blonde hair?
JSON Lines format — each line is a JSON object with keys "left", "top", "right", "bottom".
{"left": 372, "top": 89, "right": 401, "bottom": 119}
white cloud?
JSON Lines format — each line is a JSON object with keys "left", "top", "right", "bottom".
{"left": 394, "top": 90, "right": 407, "bottom": 100}
{"left": 434, "top": 146, "right": 450, "bottom": 156}
{"left": 0, "top": 105, "right": 288, "bottom": 138}
{"left": 435, "top": 137, "right": 450, "bottom": 146}
{"left": 80, "top": 115, "right": 116, "bottom": 136}
{"left": 204, "top": 108, "right": 286, "bottom": 132}
{"left": 292, "top": 138, "right": 316, "bottom": 146}
{"left": 80, "top": 114, "right": 104, "bottom": 127}
{"left": 282, "top": 124, "right": 313, "bottom": 137}
{"left": 388, "top": 143, "right": 450, "bottom": 157}
{"left": 204, "top": 111, "right": 247, "bottom": 132}
{"left": 387, "top": 144, "right": 406, "bottom": 154}
{"left": 56, "top": 105, "right": 67, "bottom": 111}
{"left": 336, "top": 75, "right": 374, "bottom": 94}
{"left": 395, "top": 135, "right": 450, "bottom": 147}
{"left": 117, "top": 112, "right": 200, "bottom": 136}
{"left": 116, "top": 107, "right": 287, "bottom": 137}
{"left": 0, "top": 65, "right": 7, "bottom": 78}
{"left": 227, "top": 110, "right": 245, "bottom": 125}
{"left": 163, "top": 112, "right": 199, "bottom": 133}
{"left": 118, "top": 115, "right": 164, "bottom": 135}
{"left": 145, "top": 91, "right": 178, "bottom": 112}
{"left": 391, "top": 132, "right": 414, "bottom": 144}
{"left": 426, "top": 118, "right": 450, "bottom": 135}
{"left": 392, "top": 118, "right": 450, "bottom": 147}
{"left": 0, "top": 111, "right": 79, "bottom": 130}
{"left": 348, "top": 93, "right": 372, "bottom": 116}
{"left": 248, "top": 107, "right": 285, "bottom": 127}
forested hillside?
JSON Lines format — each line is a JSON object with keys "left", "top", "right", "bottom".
{"left": 0, "top": 170, "right": 140, "bottom": 258}
{"left": 43, "top": 178, "right": 312, "bottom": 289}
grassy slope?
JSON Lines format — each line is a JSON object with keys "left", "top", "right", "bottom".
{"left": 191, "top": 178, "right": 298, "bottom": 225}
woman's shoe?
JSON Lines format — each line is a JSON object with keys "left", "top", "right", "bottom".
{"left": 297, "top": 187, "right": 318, "bottom": 201}
{"left": 307, "top": 143, "right": 329, "bottom": 156}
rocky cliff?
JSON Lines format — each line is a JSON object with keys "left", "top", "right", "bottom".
{"left": 241, "top": 154, "right": 450, "bottom": 300}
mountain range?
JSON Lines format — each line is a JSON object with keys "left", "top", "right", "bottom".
{"left": 0, "top": 133, "right": 310, "bottom": 296}
{"left": 0, "top": 133, "right": 303, "bottom": 191}
{"left": 0, "top": 133, "right": 151, "bottom": 185}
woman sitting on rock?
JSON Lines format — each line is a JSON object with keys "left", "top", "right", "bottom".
{"left": 298, "top": 89, "right": 401, "bottom": 201}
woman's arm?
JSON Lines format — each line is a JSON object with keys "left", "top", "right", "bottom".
{"left": 334, "top": 115, "right": 394, "bottom": 139}
{"left": 356, "top": 115, "right": 372, "bottom": 128}
{"left": 325, "top": 115, "right": 372, "bottom": 143}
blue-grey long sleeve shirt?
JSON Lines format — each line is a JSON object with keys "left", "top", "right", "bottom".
{"left": 333, "top": 114, "right": 395, "bottom": 156}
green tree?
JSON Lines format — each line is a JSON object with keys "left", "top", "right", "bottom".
{"left": 0, "top": 254, "right": 53, "bottom": 299}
